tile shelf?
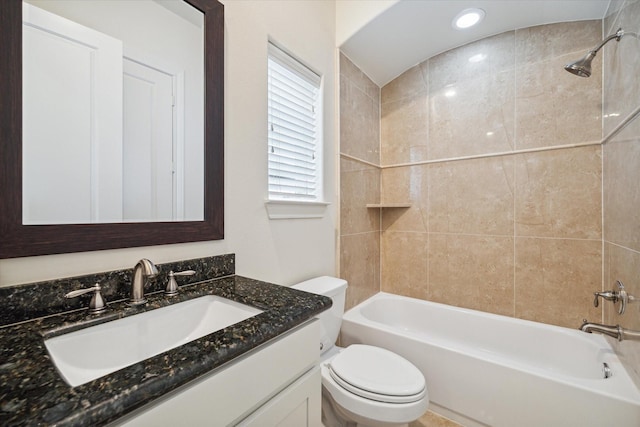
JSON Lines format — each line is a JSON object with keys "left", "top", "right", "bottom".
{"left": 365, "top": 203, "right": 412, "bottom": 208}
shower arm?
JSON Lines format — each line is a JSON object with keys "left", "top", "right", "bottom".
{"left": 588, "top": 28, "right": 624, "bottom": 56}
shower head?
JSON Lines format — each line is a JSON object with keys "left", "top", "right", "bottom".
{"left": 564, "top": 28, "right": 624, "bottom": 77}
{"left": 564, "top": 51, "right": 597, "bottom": 77}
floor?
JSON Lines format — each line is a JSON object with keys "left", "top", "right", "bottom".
{"left": 410, "top": 410, "right": 463, "bottom": 427}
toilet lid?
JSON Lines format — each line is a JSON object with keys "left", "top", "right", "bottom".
{"left": 328, "top": 345, "right": 426, "bottom": 403}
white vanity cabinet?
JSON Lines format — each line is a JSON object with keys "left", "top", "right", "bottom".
{"left": 112, "top": 320, "right": 321, "bottom": 427}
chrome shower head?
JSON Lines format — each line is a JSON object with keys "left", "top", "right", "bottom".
{"left": 564, "top": 28, "right": 624, "bottom": 78}
{"left": 564, "top": 51, "right": 596, "bottom": 77}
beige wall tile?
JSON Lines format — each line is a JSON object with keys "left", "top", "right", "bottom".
{"left": 381, "top": 91, "right": 429, "bottom": 165}
{"left": 515, "top": 53, "right": 601, "bottom": 149}
{"left": 515, "top": 146, "right": 602, "bottom": 239}
{"left": 603, "top": 241, "right": 611, "bottom": 323}
{"left": 340, "top": 157, "right": 380, "bottom": 235}
{"left": 428, "top": 31, "right": 515, "bottom": 92}
{"left": 604, "top": 138, "right": 640, "bottom": 252}
{"left": 604, "top": 242, "right": 640, "bottom": 329}
{"left": 604, "top": 0, "right": 628, "bottom": 35}
{"left": 603, "top": 0, "right": 640, "bottom": 137}
{"left": 381, "top": 63, "right": 428, "bottom": 105}
{"left": 428, "top": 70, "right": 515, "bottom": 159}
{"left": 515, "top": 237, "right": 601, "bottom": 328}
{"left": 340, "top": 53, "right": 379, "bottom": 101}
{"left": 381, "top": 165, "right": 428, "bottom": 232}
{"left": 339, "top": 57, "right": 381, "bottom": 309}
{"left": 602, "top": 0, "right": 640, "bottom": 388}
{"left": 428, "top": 156, "right": 514, "bottom": 236}
{"left": 341, "top": 232, "right": 380, "bottom": 311}
{"left": 515, "top": 21, "right": 602, "bottom": 65}
{"left": 340, "top": 75, "right": 380, "bottom": 164}
{"left": 515, "top": 21, "right": 602, "bottom": 149}
{"left": 428, "top": 234, "right": 515, "bottom": 316}
{"left": 381, "top": 231, "right": 428, "bottom": 300}
{"left": 428, "top": 32, "right": 516, "bottom": 159}
{"left": 605, "top": 242, "right": 640, "bottom": 391}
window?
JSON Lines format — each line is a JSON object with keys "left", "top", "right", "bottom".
{"left": 267, "top": 43, "right": 322, "bottom": 203}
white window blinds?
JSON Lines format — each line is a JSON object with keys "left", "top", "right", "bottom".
{"left": 268, "top": 43, "right": 321, "bottom": 201}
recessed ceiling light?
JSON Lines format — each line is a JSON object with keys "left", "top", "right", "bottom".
{"left": 453, "top": 8, "right": 485, "bottom": 30}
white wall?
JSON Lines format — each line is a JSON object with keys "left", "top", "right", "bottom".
{"left": 335, "top": 0, "right": 398, "bottom": 47}
{"left": 0, "top": 0, "right": 337, "bottom": 288}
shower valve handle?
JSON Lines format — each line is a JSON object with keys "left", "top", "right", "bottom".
{"left": 593, "top": 281, "right": 632, "bottom": 315}
{"left": 593, "top": 291, "right": 618, "bottom": 307}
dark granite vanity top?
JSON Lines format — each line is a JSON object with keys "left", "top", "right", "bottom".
{"left": 0, "top": 273, "right": 331, "bottom": 426}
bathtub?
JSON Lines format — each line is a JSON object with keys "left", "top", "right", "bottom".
{"left": 340, "top": 292, "right": 640, "bottom": 427}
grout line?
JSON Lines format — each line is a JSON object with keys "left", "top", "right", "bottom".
{"left": 380, "top": 230, "right": 602, "bottom": 242}
{"left": 341, "top": 107, "right": 640, "bottom": 172}
{"left": 601, "top": 13, "right": 606, "bottom": 325}
{"left": 601, "top": 104, "right": 640, "bottom": 144}
{"left": 340, "top": 140, "right": 604, "bottom": 170}
{"left": 513, "top": 32, "right": 518, "bottom": 318}
{"left": 341, "top": 230, "right": 381, "bottom": 238}
{"left": 340, "top": 152, "right": 381, "bottom": 169}
{"left": 378, "top": 77, "right": 383, "bottom": 294}
{"left": 379, "top": 141, "right": 603, "bottom": 169}
{"left": 606, "top": 240, "right": 640, "bottom": 255}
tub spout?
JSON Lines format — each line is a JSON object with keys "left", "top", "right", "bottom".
{"left": 580, "top": 320, "right": 622, "bottom": 341}
{"left": 579, "top": 319, "right": 640, "bottom": 342}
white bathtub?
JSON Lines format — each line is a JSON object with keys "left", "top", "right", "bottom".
{"left": 340, "top": 292, "right": 640, "bottom": 427}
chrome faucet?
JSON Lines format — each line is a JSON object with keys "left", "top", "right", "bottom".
{"left": 593, "top": 280, "right": 634, "bottom": 315}
{"left": 579, "top": 319, "right": 640, "bottom": 342}
{"left": 130, "top": 259, "right": 158, "bottom": 305}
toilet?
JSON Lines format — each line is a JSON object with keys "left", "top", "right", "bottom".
{"left": 292, "top": 277, "right": 428, "bottom": 427}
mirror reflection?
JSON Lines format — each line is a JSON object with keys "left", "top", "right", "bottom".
{"left": 22, "top": 0, "right": 204, "bottom": 224}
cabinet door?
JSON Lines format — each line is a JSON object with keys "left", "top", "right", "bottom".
{"left": 238, "top": 366, "right": 321, "bottom": 427}
{"left": 110, "top": 321, "right": 319, "bottom": 427}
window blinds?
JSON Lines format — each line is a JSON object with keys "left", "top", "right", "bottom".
{"left": 268, "top": 43, "right": 321, "bottom": 201}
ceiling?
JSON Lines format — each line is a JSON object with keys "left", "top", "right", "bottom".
{"left": 340, "top": 0, "right": 610, "bottom": 87}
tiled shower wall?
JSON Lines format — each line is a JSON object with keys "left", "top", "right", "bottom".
{"left": 603, "top": 0, "right": 640, "bottom": 387}
{"left": 379, "top": 21, "right": 604, "bottom": 328}
{"left": 340, "top": 20, "right": 607, "bottom": 327}
{"left": 339, "top": 54, "right": 381, "bottom": 310}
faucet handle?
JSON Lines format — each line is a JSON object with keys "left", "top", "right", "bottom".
{"left": 65, "top": 283, "right": 107, "bottom": 314}
{"left": 165, "top": 270, "right": 196, "bottom": 296}
{"left": 593, "top": 280, "right": 632, "bottom": 315}
{"left": 593, "top": 291, "right": 617, "bottom": 307}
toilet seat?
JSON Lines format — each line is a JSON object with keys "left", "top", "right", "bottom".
{"left": 328, "top": 344, "right": 426, "bottom": 403}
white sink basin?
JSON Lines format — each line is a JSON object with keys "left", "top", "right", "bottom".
{"left": 44, "top": 295, "right": 263, "bottom": 387}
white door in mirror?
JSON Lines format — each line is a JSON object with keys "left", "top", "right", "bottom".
{"left": 22, "top": 2, "right": 123, "bottom": 224}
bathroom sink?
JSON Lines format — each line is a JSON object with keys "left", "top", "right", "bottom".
{"left": 44, "top": 295, "right": 263, "bottom": 386}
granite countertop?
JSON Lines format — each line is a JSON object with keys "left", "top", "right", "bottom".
{"left": 0, "top": 275, "right": 331, "bottom": 426}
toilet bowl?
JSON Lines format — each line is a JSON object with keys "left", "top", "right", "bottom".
{"left": 292, "top": 277, "right": 429, "bottom": 427}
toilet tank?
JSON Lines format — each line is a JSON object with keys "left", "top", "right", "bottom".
{"left": 291, "top": 276, "right": 347, "bottom": 355}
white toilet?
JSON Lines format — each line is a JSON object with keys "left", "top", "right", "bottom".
{"left": 292, "top": 276, "right": 429, "bottom": 427}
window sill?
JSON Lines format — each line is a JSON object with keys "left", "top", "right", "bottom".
{"left": 265, "top": 200, "right": 330, "bottom": 220}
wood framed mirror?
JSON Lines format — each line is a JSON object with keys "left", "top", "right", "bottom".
{"left": 0, "top": 0, "right": 224, "bottom": 259}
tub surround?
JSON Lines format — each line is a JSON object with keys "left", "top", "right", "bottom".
{"left": 339, "top": 22, "right": 605, "bottom": 329}
{"left": 0, "top": 254, "right": 331, "bottom": 426}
